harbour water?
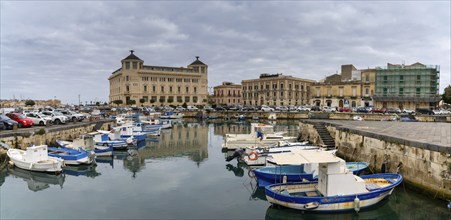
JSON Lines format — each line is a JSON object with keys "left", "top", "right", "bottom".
{"left": 1, "top": 119, "right": 450, "bottom": 219}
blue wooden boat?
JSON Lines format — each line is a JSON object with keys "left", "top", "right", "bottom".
{"left": 47, "top": 146, "right": 95, "bottom": 165}
{"left": 254, "top": 162, "right": 369, "bottom": 187}
{"left": 263, "top": 150, "right": 402, "bottom": 212}
{"left": 265, "top": 173, "right": 402, "bottom": 212}
{"left": 114, "top": 125, "right": 147, "bottom": 142}
{"left": 91, "top": 132, "right": 127, "bottom": 151}
{"left": 57, "top": 136, "right": 114, "bottom": 156}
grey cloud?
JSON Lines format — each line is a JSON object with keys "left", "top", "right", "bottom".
{"left": 1, "top": 1, "right": 449, "bottom": 104}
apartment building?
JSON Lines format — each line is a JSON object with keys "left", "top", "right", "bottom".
{"left": 211, "top": 82, "right": 242, "bottom": 105}
{"left": 109, "top": 51, "right": 208, "bottom": 106}
{"left": 373, "top": 62, "right": 440, "bottom": 109}
{"left": 241, "top": 74, "right": 314, "bottom": 106}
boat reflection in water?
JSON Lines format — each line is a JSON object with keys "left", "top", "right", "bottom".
{"left": 8, "top": 167, "right": 65, "bottom": 192}
{"left": 265, "top": 198, "right": 396, "bottom": 220}
{"left": 63, "top": 164, "right": 101, "bottom": 178}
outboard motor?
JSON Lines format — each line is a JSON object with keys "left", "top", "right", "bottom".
{"left": 226, "top": 148, "right": 245, "bottom": 162}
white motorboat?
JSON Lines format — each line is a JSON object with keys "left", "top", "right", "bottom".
{"left": 223, "top": 123, "right": 297, "bottom": 150}
{"left": 7, "top": 145, "right": 64, "bottom": 173}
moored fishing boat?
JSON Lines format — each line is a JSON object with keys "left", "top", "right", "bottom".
{"left": 7, "top": 145, "right": 64, "bottom": 173}
{"left": 47, "top": 146, "right": 95, "bottom": 165}
{"left": 264, "top": 150, "right": 402, "bottom": 212}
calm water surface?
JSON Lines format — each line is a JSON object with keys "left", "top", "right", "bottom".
{"left": 1, "top": 120, "right": 450, "bottom": 219}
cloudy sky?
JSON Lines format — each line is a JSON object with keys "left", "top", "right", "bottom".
{"left": 1, "top": 1, "right": 450, "bottom": 104}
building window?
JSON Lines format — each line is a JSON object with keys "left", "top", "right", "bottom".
{"left": 280, "top": 91, "right": 284, "bottom": 97}
{"left": 169, "top": 86, "right": 173, "bottom": 92}
{"left": 399, "top": 88, "right": 404, "bottom": 95}
{"left": 185, "top": 96, "right": 190, "bottom": 102}
{"left": 142, "top": 96, "right": 148, "bottom": 102}
{"left": 177, "top": 96, "right": 182, "bottom": 102}
{"left": 126, "top": 85, "right": 129, "bottom": 92}
{"left": 126, "top": 76, "right": 129, "bottom": 81}
{"left": 186, "top": 87, "right": 189, "bottom": 93}
{"left": 152, "top": 86, "right": 156, "bottom": 92}
{"left": 383, "top": 88, "right": 387, "bottom": 95}
{"left": 159, "top": 96, "right": 166, "bottom": 102}
{"left": 125, "top": 62, "right": 130, "bottom": 69}
{"left": 161, "top": 86, "right": 164, "bottom": 92}
{"left": 339, "top": 87, "right": 343, "bottom": 97}
{"left": 417, "top": 75, "right": 421, "bottom": 80}
{"left": 201, "top": 67, "right": 205, "bottom": 73}
{"left": 178, "top": 87, "right": 181, "bottom": 93}
{"left": 365, "top": 75, "right": 369, "bottom": 82}
{"left": 383, "top": 76, "right": 387, "bottom": 81}
{"left": 132, "top": 62, "right": 138, "bottom": 69}
{"left": 144, "top": 85, "right": 147, "bottom": 92}
{"left": 352, "top": 87, "right": 356, "bottom": 97}
{"left": 365, "top": 88, "right": 369, "bottom": 95}
{"left": 168, "top": 78, "right": 173, "bottom": 82}
{"left": 194, "top": 87, "right": 197, "bottom": 93}
{"left": 316, "top": 87, "right": 320, "bottom": 97}
{"left": 416, "top": 88, "right": 421, "bottom": 94}
{"left": 280, "top": 83, "right": 284, "bottom": 89}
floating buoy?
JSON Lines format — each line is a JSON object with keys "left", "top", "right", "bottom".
{"left": 354, "top": 196, "right": 360, "bottom": 213}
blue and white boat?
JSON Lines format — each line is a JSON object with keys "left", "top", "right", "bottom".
{"left": 114, "top": 124, "right": 147, "bottom": 142}
{"left": 47, "top": 146, "right": 95, "bottom": 165}
{"left": 56, "top": 136, "right": 113, "bottom": 156}
{"left": 254, "top": 161, "right": 369, "bottom": 187}
{"left": 264, "top": 150, "right": 402, "bottom": 212}
{"left": 90, "top": 131, "right": 128, "bottom": 151}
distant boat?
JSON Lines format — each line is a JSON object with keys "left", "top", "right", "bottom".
{"left": 57, "top": 135, "right": 115, "bottom": 155}
{"left": 7, "top": 145, "right": 64, "bottom": 173}
{"left": 264, "top": 150, "right": 402, "bottom": 212}
{"left": 47, "top": 146, "right": 95, "bottom": 165}
{"left": 160, "top": 112, "right": 184, "bottom": 119}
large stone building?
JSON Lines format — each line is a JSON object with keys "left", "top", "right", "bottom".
{"left": 211, "top": 82, "right": 242, "bottom": 106}
{"left": 373, "top": 63, "right": 441, "bottom": 109}
{"left": 109, "top": 51, "right": 208, "bottom": 106}
{"left": 310, "top": 65, "right": 376, "bottom": 108}
{"left": 241, "top": 74, "right": 314, "bottom": 106}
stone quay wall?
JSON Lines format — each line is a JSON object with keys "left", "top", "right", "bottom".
{"left": 299, "top": 120, "right": 451, "bottom": 200}
{"left": 0, "top": 119, "right": 116, "bottom": 150}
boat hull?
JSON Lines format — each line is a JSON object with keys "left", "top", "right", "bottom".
{"left": 265, "top": 173, "right": 402, "bottom": 212}
{"left": 7, "top": 149, "right": 64, "bottom": 173}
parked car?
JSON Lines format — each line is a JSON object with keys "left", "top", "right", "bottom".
{"left": 57, "top": 109, "right": 85, "bottom": 122}
{"left": 310, "top": 106, "right": 321, "bottom": 111}
{"left": 214, "top": 106, "right": 226, "bottom": 111}
{"left": 26, "top": 112, "right": 52, "bottom": 126}
{"left": 175, "top": 106, "right": 186, "bottom": 111}
{"left": 261, "top": 105, "right": 274, "bottom": 112}
{"left": 41, "top": 111, "right": 69, "bottom": 124}
{"left": 416, "top": 108, "right": 434, "bottom": 115}
{"left": 227, "top": 106, "right": 239, "bottom": 111}
{"left": 356, "top": 107, "right": 369, "bottom": 113}
{"left": 386, "top": 108, "right": 401, "bottom": 114}
{"left": 186, "top": 106, "right": 199, "bottom": 111}
{"left": 6, "top": 113, "right": 34, "bottom": 128}
{"left": 322, "top": 106, "right": 336, "bottom": 112}
{"left": 203, "top": 106, "right": 215, "bottom": 112}
{"left": 297, "top": 106, "right": 311, "bottom": 112}
{"left": 0, "top": 115, "right": 18, "bottom": 129}
{"left": 288, "top": 105, "right": 297, "bottom": 112}
{"left": 338, "top": 107, "right": 352, "bottom": 112}
{"left": 371, "top": 108, "right": 388, "bottom": 114}
{"left": 402, "top": 109, "right": 415, "bottom": 114}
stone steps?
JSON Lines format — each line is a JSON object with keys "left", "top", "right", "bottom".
{"left": 313, "top": 122, "right": 335, "bottom": 149}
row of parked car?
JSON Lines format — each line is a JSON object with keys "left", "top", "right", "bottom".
{"left": 0, "top": 108, "right": 87, "bottom": 130}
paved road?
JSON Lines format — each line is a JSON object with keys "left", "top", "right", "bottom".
{"left": 319, "top": 120, "right": 451, "bottom": 148}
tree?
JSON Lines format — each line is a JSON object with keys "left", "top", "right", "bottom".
{"left": 139, "top": 98, "right": 145, "bottom": 105}
{"left": 25, "top": 100, "right": 35, "bottom": 106}
{"left": 150, "top": 99, "right": 156, "bottom": 104}
{"left": 112, "top": 100, "right": 123, "bottom": 106}
{"left": 182, "top": 102, "right": 188, "bottom": 108}
{"left": 442, "top": 85, "right": 451, "bottom": 104}
{"left": 96, "top": 102, "right": 100, "bottom": 106}
{"left": 104, "top": 102, "right": 108, "bottom": 106}
{"left": 127, "top": 99, "right": 136, "bottom": 105}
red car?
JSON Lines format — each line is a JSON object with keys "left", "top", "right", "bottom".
{"left": 371, "top": 108, "right": 388, "bottom": 114}
{"left": 338, "top": 107, "right": 352, "bottom": 112}
{"left": 6, "top": 113, "right": 34, "bottom": 128}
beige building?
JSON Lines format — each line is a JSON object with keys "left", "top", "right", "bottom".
{"left": 311, "top": 65, "right": 376, "bottom": 108}
{"left": 109, "top": 51, "right": 208, "bottom": 106}
{"left": 242, "top": 74, "right": 314, "bottom": 106}
{"left": 211, "top": 82, "right": 242, "bottom": 106}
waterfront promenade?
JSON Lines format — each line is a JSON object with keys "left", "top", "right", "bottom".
{"left": 316, "top": 120, "right": 450, "bottom": 149}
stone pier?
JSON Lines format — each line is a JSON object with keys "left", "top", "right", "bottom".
{"left": 299, "top": 120, "right": 451, "bottom": 200}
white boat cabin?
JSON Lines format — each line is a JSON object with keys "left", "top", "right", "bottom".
{"left": 24, "top": 145, "right": 49, "bottom": 163}
{"left": 270, "top": 149, "right": 368, "bottom": 197}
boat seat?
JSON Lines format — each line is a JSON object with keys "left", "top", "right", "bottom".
{"left": 366, "top": 182, "right": 381, "bottom": 191}
{"left": 305, "top": 191, "right": 319, "bottom": 197}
